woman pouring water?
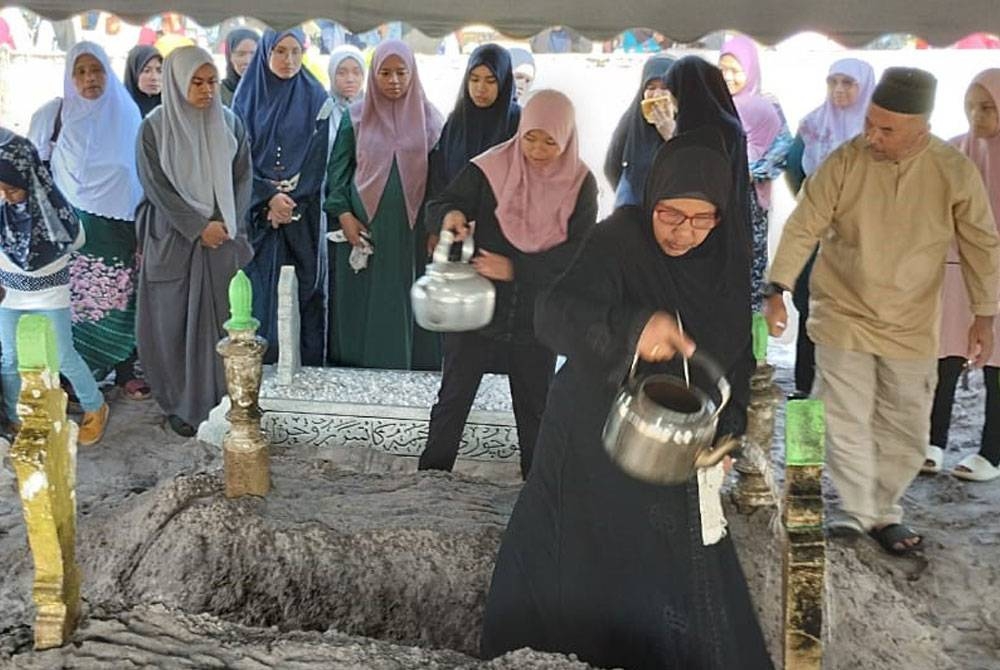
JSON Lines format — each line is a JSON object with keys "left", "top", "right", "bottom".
{"left": 481, "top": 127, "right": 771, "bottom": 670}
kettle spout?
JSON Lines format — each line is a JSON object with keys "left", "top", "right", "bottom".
{"left": 694, "top": 434, "right": 740, "bottom": 469}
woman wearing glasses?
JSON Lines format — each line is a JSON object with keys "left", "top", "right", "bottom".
{"left": 482, "top": 126, "right": 769, "bottom": 669}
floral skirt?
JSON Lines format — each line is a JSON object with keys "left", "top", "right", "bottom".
{"left": 749, "top": 190, "right": 769, "bottom": 313}
{"left": 69, "top": 210, "right": 137, "bottom": 378}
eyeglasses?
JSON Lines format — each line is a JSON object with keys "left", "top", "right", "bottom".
{"left": 654, "top": 206, "right": 719, "bottom": 230}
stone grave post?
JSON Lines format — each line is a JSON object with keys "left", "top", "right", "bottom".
{"left": 276, "top": 265, "right": 301, "bottom": 385}
{"left": 733, "top": 313, "right": 779, "bottom": 510}
{"left": 10, "top": 314, "right": 81, "bottom": 649}
{"left": 217, "top": 269, "right": 270, "bottom": 498}
{"left": 782, "top": 397, "right": 826, "bottom": 669}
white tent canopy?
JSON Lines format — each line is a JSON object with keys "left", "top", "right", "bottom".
{"left": 13, "top": 0, "right": 1000, "bottom": 46}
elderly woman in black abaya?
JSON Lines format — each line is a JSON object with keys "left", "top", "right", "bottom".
{"left": 481, "top": 127, "right": 771, "bottom": 670}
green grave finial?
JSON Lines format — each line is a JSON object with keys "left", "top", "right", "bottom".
{"left": 785, "top": 398, "right": 826, "bottom": 466}
{"left": 16, "top": 314, "right": 58, "bottom": 374}
{"left": 752, "top": 312, "right": 769, "bottom": 363}
{"left": 224, "top": 269, "right": 259, "bottom": 332}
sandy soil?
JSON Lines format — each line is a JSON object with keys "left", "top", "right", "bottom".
{"left": 0, "top": 348, "right": 996, "bottom": 668}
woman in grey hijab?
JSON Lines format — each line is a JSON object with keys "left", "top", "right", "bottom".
{"left": 134, "top": 45, "right": 253, "bottom": 436}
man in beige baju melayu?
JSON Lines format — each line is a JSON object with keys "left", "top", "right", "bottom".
{"left": 765, "top": 67, "right": 1000, "bottom": 556}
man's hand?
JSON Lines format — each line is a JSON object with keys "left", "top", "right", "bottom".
{"left": 967, "top": 315, "right": 995, "bottom": 367}
{"left": 763, "top": 293, "right": 788, "bottom": 337}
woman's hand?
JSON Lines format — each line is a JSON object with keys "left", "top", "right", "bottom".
{"left": 267, "top": 193, "right": 297, "bottom": 228}
{"left": 649, "top": 102, "right": 676, "bottom": 141}
{"left": 200, "top": 221, "right": 229, "bottom": 249}
{"left": 338, "top": 212, "right": 369, "bottom": 247}
{"left": 636, "top": 311, "right": 696, "bottom": 362}
{"left": 472, "top": 250, "right": 513, "bottom": 281}
{"left": 441, "top": 210, "right": 470, "bottom": 240}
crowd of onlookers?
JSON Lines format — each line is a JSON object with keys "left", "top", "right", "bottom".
{"left": 0, "top": 19, "right": 998, "bottom": 666}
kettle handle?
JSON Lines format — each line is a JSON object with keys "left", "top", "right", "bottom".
{"left": 689, "top": 350, "right": 731, "bottom": 422}
{"left": 433, "top": 226, "right": 475, "bottom": 264}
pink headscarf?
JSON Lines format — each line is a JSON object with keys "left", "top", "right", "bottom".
{"left": 721, "top": 34, "right": 783, "bottom": 209}
{"left": 941, "top": 69, "right": 1000, "bottom": 361}
{"left": 349, "top": 40, "right": 443, "bottom": 228}
{"left": 952, "top": 68, "right": 1000, "bottom": 230}
{"left": 798, "top": 58, "right": 876, "bottom": 175}
{"left": 472, "top": 89, "right": 589, "bottom": 253}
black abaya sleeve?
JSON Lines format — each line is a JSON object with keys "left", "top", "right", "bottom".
{"left": 535, "top": 220, "right": 655, "bottom": 387}
{"left": 424, "top": 162, "right": 489, "bottom": 236}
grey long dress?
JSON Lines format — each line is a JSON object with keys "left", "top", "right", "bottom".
{"left": 134, "top": 108, "right": 254, "bottom": 427}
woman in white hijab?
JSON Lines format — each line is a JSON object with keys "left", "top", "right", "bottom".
{"left": 27, "top": 41, "right": 147, "bottom": 398}
{"left": 133, "top": 45, "right": 253, "bottom": 437}
{"left": 326, "top": 44, "right": 366, "bottom": 154}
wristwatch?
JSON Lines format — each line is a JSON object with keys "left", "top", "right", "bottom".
{"left": 761, "top": 282, "right": 787, "bottom": 298}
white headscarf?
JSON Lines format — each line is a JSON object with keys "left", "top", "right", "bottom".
{"left": 51, "top": 41, "right": 143, "bottom": 221}
{"left": 798, "top": 58, "right": 876, "bottom": 175}
{"left": 327, "top": 44, "right": 366, "bottom": 149}
{"left": 156, "top": 46, "right": 239, "bottom": 237}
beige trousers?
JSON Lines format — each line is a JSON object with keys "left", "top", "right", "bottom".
{"left": 814, "top": 345, "right": 937, "bottom": 529}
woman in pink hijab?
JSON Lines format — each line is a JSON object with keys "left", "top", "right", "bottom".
{"left": 324, "top": 40, "right": 443, "bottom": 370}
{"left": 719, "top": 34, "right": 792, "bottom": 312}
{"left": 926, "top": 69, "right": 1000, "bottom": 482}
{"left": 418, "top": 90, "right": 598, "bottom": 479}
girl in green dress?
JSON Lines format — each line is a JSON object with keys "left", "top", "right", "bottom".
{"left": 324, "top": 39, "right": 443, "bottom": 369}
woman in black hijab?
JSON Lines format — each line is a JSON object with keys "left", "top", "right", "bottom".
{"left": 427, "top": 43, "right": 521, "bottom": 198}
{"left": 220, "top": 28, "right": 260, "bottom": 107}
{"left": 480, "top": 127, "right": 769, "bottom": 670}
{"left": 417, "top": 43, "right": 522, "bottom": 370}
{"left": 604, "top": 55, "right": 675, "bottom": 207}
{"left": 123, "top": 45, "right": 162, "bottom": 117}
{"left": 665, "top": 55, "right": 753, "bottom": 254}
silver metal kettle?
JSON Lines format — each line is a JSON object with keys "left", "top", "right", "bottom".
{"left": 411, "top": 228, "right": 496, "bottom": 332}
{"left": 602, "top": 350, "right": 738, "bottom": 484}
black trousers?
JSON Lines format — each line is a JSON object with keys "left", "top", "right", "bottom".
{"left": 792, "top": 248, "right": 818, "bottom": 395}
{"left": 930, "top": 356, "right": 1000, "bottom": 466}
{"left": 419, "top": 332, "right": 556, "bottom": 478}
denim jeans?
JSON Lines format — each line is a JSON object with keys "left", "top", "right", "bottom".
{"left": 0, "top": 306, "right": 104, "bottom": 418}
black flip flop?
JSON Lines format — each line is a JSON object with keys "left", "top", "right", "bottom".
{"left": 869, "top": 524, "right": 923, "bottom": 556}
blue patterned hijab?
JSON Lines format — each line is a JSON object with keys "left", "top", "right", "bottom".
{"left": 0, "top": 129, "right": 79, "bottom": 271}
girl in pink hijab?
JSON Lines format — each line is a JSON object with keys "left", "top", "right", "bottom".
{"left": 927, "top": 68, "right": 1000, "bottom": 481}
{"left": 418, "top": 89, "right": 597, "bottom": 479}
{"left": 323, "top": 39, "right": 443, "bottom": 370}
{"left": 719, "top": 34, "right": 792, "bottom": 312}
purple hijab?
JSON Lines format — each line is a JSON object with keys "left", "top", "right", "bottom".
{"left": 721, "top": 34, "right": 783, "bottom": 208}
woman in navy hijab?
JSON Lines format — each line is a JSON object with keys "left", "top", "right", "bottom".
{"left": 232, "top": 28, "right": 332, "bottom": 365}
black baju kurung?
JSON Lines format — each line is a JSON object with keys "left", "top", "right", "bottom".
{"left": 419, "top": 163, "right": 598, "bottom": 476}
